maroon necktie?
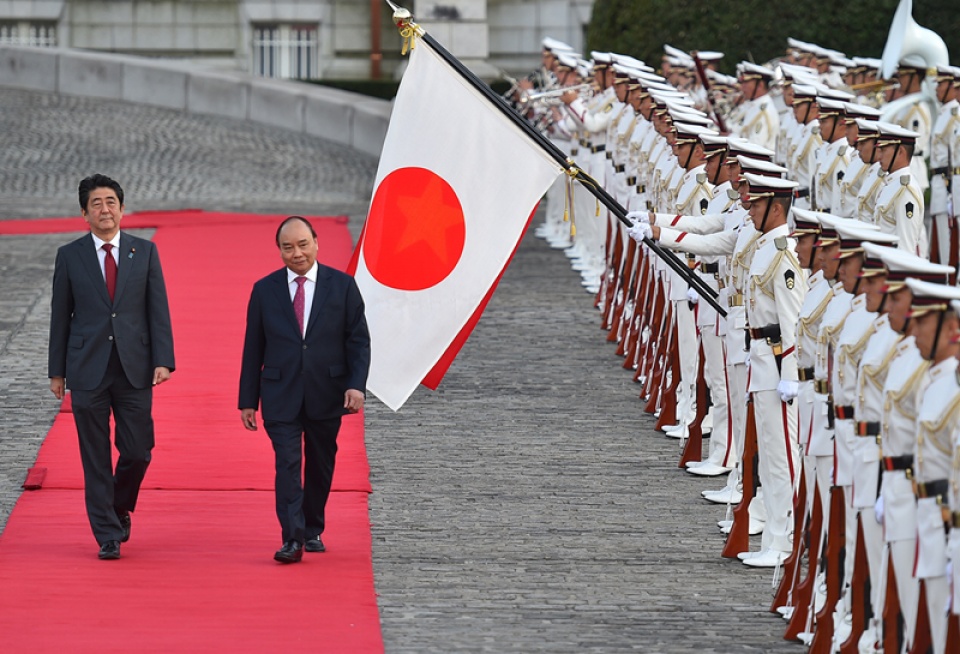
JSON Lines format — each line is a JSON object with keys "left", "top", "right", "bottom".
{"left": 102, "top": 243, "right": 117, "bottom": 301}
{"left": 293, "top": 276, "right": 306, "bottom": 336}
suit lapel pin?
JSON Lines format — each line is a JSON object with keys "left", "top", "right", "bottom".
{"left": 129, "top": 247, "right": 136, "bottom": 259}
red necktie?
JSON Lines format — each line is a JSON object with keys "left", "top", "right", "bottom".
{"left": 293, "top": 276, "right": 306, "bottom": 336}
{"left": 102, "top": 243, "right": 117, "bottom": 301}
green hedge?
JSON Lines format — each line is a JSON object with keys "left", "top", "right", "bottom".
{"left": 587, "top": 0, "right": 959, "bottom": 74}
{"left": 307, "top": 79, "right": 401, "bottom": 100}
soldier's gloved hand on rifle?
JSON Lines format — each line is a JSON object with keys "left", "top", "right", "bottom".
{"left": 874, "top": 495, "right": 884, "bottom": 524}
{"left": 777, "top": 380, "right": 799, "bottom": 403}
{"left": 686, "top": 288, "right": 699, "bottom": 305}
{"left": 625, "top": 210, "right": 650, "bottom": 224}
{"left": 626, "top": 220, "right": 652, "bottom": 243}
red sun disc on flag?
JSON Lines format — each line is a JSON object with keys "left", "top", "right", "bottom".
{"left": 364, "top": 167, "right": 467, "bottom": 291}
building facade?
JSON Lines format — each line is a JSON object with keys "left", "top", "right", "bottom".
{"left": 0, "top": 0, "right": 592, "bottom": 80}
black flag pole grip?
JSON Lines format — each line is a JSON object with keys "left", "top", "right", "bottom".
{"left": 390, "top": 4, "right": 725, "bottom": 317}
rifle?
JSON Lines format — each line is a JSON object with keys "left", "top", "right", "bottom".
{"left": 784, "top": 484, "right": 824, "bottom": 640}
{"left": 678, "top": 341, "right": 707, "bottom": 467}
{"left": 722, "top": 397, "right": 758, "bottom": 558}
{"left": 691, "top": 51, "right": 729, "bottom": 134}
{"left": 608, "top": 234, "right": 639, "bottom": 341}
{"left": 807, "top": 485, "right": 846, "bottom": 653}
{"left": 838, "top": 516, "right": 869, "bottom": 653}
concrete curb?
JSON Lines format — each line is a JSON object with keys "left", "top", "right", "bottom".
{"left": 0, "top": 45, "right": 390, "bottom": 158}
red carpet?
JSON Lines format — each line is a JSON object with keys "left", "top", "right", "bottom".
{"left": 0, "top": 212, "right": 383, "bottom": 652}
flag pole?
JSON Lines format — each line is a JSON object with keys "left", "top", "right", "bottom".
{"left": 385, "top": 2, "right": 726, "bottom": 318}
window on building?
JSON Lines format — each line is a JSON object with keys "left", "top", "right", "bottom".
{"left": 0, "top": 21, "right": 57, "bottom": 47}
{"left": 252, "top": 24, "right": 319, "bottom": 80}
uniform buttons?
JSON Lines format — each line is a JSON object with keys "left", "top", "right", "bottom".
{"left": 111, "top": 313, "right": 117, "bottom": 318}
{"left": 108, "top": 335, "right": 114, "bottom": 341}
{"left": 303, "top": 345, "right": 308, "bottom": 350}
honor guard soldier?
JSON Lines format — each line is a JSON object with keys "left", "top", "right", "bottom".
{"left": 834, "top": 106, "right": 882, "bottom": 218}
{"left": 826, "top": 221, "right": 898, "bottom": 648}
{"left": 928, "top": 65, "right": 960, "bottom": 264}
{"left": 887, "top": 61, "right": 933, "bottom": 192}
{"left": 853, "top": 119, "right": 886, "bottom": 223}
{"left": 872, "top": 122, "right": 926, "bottom": 255}
{"left": 738, "top": 173, "right": 806, "bottom": 568}
{"left": 733, "top": 62, "right": 780, "bottom": 153}
{"left": 811, "top": 98, "right": 851, "bottom": 214}
{"left": 536, "top": 51, "right": 582, "bottom": 251}
{"left": 903, "top": 278, "right": 960, "bottom": 654}
{"left": 787, "top": 84, "right": 823, "bottom": 210}
{"left": 561, "top": 51, "right": 618, "bottom": 292}
{"left": 873, "top": 251, "right": 954, "bottom": 652}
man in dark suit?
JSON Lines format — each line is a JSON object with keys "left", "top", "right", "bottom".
{"left": 48, "top": 174, "right": 175, "bottom": 560}
{"left": 239, "top": 216, "right": 370, "bottom": 563}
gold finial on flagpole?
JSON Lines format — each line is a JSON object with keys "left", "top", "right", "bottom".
{"left": 386, "top": 1, "right": 422, "bottom": 55}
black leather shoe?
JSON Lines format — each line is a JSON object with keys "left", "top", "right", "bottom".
{"left": 273, "top": 540, "right": 303, "bottom": 563}
{"left": 117, "top": 510, "right": 131, "bottom": 543}
{"left": 98, "top": 541, "right": 121, "bottom": 560}
{"left": 304, "top": 536, "right": 325, "bottom": 553}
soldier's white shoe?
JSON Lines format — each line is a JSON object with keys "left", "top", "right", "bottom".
{"left": 702, "top": 487, "right": 743, "bottom": 504}
{"left": 686, "top": 462, "right": 732, "bottom": 477}
{"left": 742, "top": 549, "right": 788, "bottom": 568}
{"left": 718, "top": 518, "right": 763, "bottom": 535}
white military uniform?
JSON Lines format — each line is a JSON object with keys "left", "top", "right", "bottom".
{"left": 746, "top": 224, "right": 806, "bottom": 555}
{"left": 929, "top": 100, "right": 960, "bottom": 263}
{"left": 873, "top": 166, "right": 926, "bottom": 256}
{"left": 913, "top": 356, "right": 960, "bottom": 654}
{"left": 879, "top": 337, "right": 929, "bottom": 648}
{"left": 733, "top": 94, "right": 780, "bottom": 152}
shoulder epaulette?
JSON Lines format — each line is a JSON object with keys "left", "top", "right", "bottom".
{"left": 774, "top": 236, "right": 788, "bottom": 250}
{"left": 696, "top": 173, "right": 706, "bottom": 184}
{"left": 838, "top": 145, "right": 848, "bottom": 156}
{"left": 900, "top": 175, "right": 911, "bottom": 186}
{"left": 727, "top": 189, "right": 740, "bottom": 200}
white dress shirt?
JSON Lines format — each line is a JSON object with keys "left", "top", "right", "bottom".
{"left": 91, "top": 232, "right": 121, "bottom": 281}
{"left": 287, "top": 261, "right": 318, "bottom": 337}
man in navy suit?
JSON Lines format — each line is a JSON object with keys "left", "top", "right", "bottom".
{"left": 48, "top": 174, "right": 175, "bottom": 560}
{"left": 239, "top": 216, "right": 370, "bottom": 563}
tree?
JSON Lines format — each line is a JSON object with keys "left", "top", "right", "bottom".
{"left": 587, "top": 0, "right": 958, "bottom": 74}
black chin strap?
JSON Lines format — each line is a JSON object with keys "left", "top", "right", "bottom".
{"left": 683, "top": 146, "right": 694, "bottom": 171}
{"left": 759, "top": 200, "right": 772, "bottom": 233}
{"left": 887, "top": 143, "right": 902, "bottom": 173}
{"left": 930, "top": 311, "right": 948, "bottom": 361}
{"left": 877, "top": 293, "right": 888, "bottom": 314}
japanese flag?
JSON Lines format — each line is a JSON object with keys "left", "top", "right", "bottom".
{"left": 350, "top": 37, "right": 564, "bottom": 411}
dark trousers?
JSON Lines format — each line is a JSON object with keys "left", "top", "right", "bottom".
{"left": 71, "top": 346, "right": 154, "bottom": 544}
{"left": 263, "top": 411, "right": 341, "bottom": 543}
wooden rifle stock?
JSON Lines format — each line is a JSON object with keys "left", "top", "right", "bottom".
{"left": 784, "top": 485, "right": 823, "bottom": 640}
{"left": 908, "top": 581, "right": 932, "bottom": 654}
{"left": 838, "top": 516, "right": 868, "bottom": 653}
{"left": 772, "top": 469, "right": 807, "bottom": 612}
{"left": 643, "top": 300, "right": 673, "bottom": 410}
{"left": 808, "top": 486, "right": 846, "bottom": 654}
{"left": 595, "top": 215, "right": 615, "bottom": 310}
{"left": 601, "top": 223, "right": 626, "bottom": 328}
{"left": 882, "top": 553, "right": 902, "bottom": 653}
{"left": 946, "top": 612, "right": 960, "bottom": 653}
{"left": 620, "top": 255, "right": 648, "bottom": 361}
{"left": 678, "top": 341, "right": 707, "bottom": 467}
{"left": 653, "top": 324, "right": 681, "bottom": 429}
{"left": 610, "top": 240, "right": 640, "bottom": 346}
{"left": 722, "top": 398, "right": 758, "bottom": 558}
{"left": 691, "top": 52, "right": 728, "bottom": 134}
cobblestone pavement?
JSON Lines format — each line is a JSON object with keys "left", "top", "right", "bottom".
{"left": 0, "top": 88, "right": 801, "bottom": 652}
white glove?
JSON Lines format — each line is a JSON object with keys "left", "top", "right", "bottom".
{"left": 686, "top": 288, "right": 700, "bottom": 305}
{"left": 744, "top": 352, "right": 751, "bottom": 368}
{"left": 874, "top": 496, "right": 884, "bottom": 524}
{"left": 626, "top": 210, "right": 650, "bottom": 224}
{"left": 627, "top": 220, "right": 653, "bottom": 243}
{"left": 777, "top": 379, "right": 799, "bottom": 403}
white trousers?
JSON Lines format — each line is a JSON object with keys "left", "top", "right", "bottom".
{"left": 752, "top": 389, "right": 800, "bottom": 553}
